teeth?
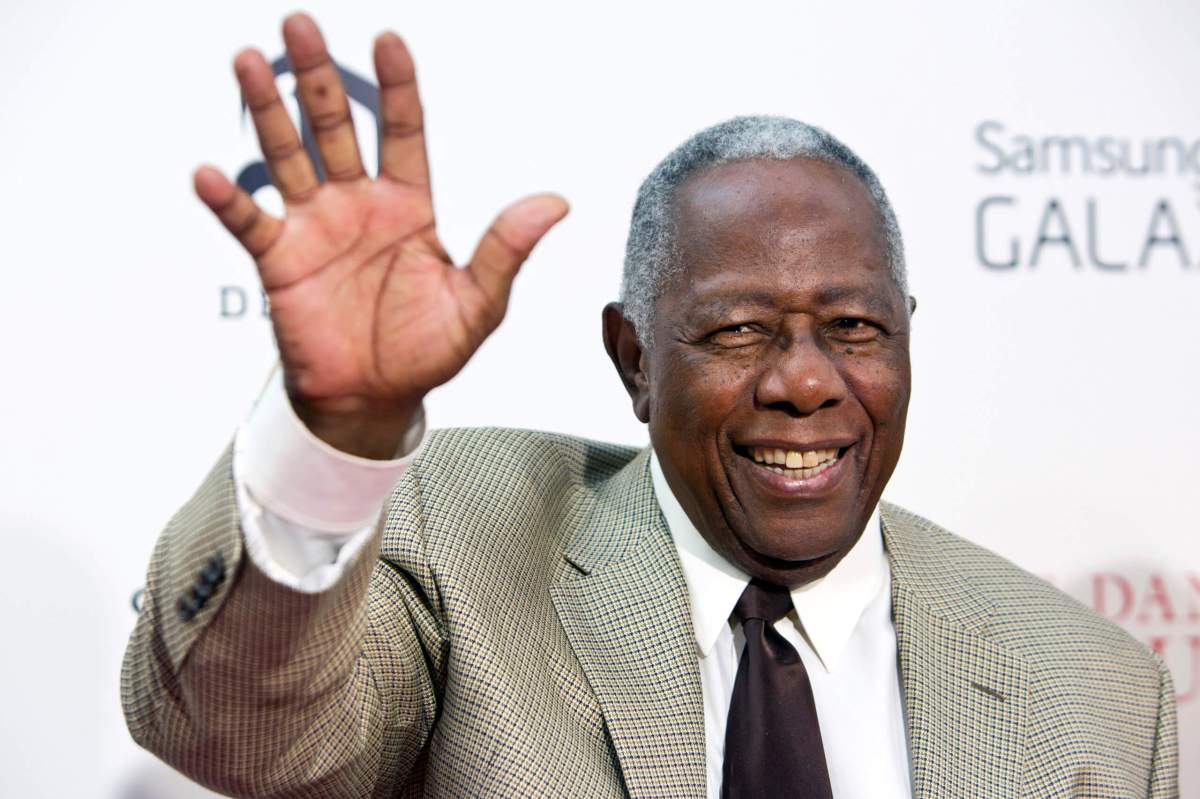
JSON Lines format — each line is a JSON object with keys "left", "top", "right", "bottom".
{"left": 749, "top": 446, "right": 840, "bottom": 477}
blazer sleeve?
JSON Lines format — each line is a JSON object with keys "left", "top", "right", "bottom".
{"left": 1146, "top": 655, "right": 1180, "bottom": 799}
{"left": 120, "top": 444, "right": 446, "bottom": 798}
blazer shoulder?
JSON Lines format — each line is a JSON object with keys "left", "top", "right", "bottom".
{"left": 883, "top": 502, "right": 1164, "bottom": 685}
{"left": 886, "top": 504, "right": 1176, "bottom": 790}
{"left": 416, "top": 426, "right": 639, "bottom": 490}
{"left": 383, "top": 427, "right": 641, "bottom": 563}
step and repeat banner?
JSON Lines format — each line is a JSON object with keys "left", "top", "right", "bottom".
{"left": 1, "top": 0, "right": 1195, "bottom": 795}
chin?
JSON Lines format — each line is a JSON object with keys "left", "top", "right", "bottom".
{"left": 731, "top": 522, "right": 857, "bottom": 580}
{"left": 752, "top": 539, "right": 842, "bottom": 567}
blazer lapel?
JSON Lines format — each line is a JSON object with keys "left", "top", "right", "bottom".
{"left": 882, "top": 503, "right": 1028, "bottom": 799}
{"left": 550, "top": 449, "right": 707, "bottom": 799}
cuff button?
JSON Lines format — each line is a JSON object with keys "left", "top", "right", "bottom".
{"left": 176, "top": 595, "right": 199, "bottom": 622}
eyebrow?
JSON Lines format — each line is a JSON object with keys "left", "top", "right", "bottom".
{"left": 688, "top": 291, "right": 777, "bottom": 313}
{"left": 812, "top": 285, "right": 895, "bottom": 313}
{"left": 686, "top": 285, "right": 897, "bottom": 317}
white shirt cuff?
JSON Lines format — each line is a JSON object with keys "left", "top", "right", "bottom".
{"left": 231, "top": 367, "right": 426, "bottom": 592}
{"left": 238, "top": 367, "right": 425, "bottom": 533}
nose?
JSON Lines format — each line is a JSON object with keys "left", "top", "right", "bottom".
{"left": 753, "top": 330, "right": 848, "bottom": 416}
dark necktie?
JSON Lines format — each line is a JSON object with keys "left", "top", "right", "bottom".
{"left": 721, "top": 579, "right": 834, "bottom": 799}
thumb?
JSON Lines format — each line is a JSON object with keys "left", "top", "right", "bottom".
{"left": 466, "top": 193, "right": 569, "bottom": 311}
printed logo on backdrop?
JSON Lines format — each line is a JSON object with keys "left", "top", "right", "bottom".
{"left": 220, "top": 55, "right": 381, "bottom": 320}
{"left": 974, "top": 121, "right": 1200, "bottom": 271}
{"left": 976, "top": 125, "right": 1199, "bottom": 705}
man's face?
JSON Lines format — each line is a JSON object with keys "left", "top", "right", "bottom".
{"left": 626, "top": 157, "right": 912, "bottom": 588}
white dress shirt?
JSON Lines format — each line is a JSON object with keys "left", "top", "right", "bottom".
{"left": 233, "top": 372, "right": 913, "bottom": 797}
{"left": 650, "top": 455, "right": 912, "bottom": 799}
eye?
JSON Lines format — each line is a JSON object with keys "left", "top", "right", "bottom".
{"left": 828, "top": 318, "right": 880, "bottom": 342}
{"left": 707, "top": 323, "right": 763, "bottom": 347}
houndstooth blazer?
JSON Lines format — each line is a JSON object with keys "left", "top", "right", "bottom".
{"left": 122, "top": 427, "right": 1179, "bottom": 798}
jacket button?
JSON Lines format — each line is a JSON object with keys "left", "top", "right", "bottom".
{"left": 201, "top": 553, "right": 226, "bottom": 585}
{"left": 177, "top": 595, "right": 200, "bottom": 622}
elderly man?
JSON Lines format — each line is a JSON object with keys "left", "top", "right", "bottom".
{"left": 122, "top": 13, "right": 1177, "bottom": 799}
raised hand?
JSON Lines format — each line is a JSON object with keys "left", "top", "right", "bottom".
{"left": 194, "top": 13, "right": 568, "bottom": 457}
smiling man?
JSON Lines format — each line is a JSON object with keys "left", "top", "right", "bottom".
{"left": 610, "top": 153, "right": 912, "bottom": 590}
{"left": 122, "top": 13, "right": 1177, "bottom": 799}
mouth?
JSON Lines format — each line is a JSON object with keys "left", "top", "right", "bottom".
{"left": 731, "top": 441, "right": 856, "bottom": 496}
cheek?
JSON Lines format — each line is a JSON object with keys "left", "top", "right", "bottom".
{"left": 667, "top": 355, "right": 748, "bottom": 410}
{"left": 655, "top": 353, "right": 755, "bottom": 429}
{"left": 845, "top": 355, "right": 911, "bottom": 439}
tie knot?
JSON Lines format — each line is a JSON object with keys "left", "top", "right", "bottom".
{"left": 732, "top": 578, "right": 794, "bottom": 625}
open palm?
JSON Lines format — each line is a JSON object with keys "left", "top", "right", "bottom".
{"left": 195, "top": 14, "right": 568, "bottom": 455}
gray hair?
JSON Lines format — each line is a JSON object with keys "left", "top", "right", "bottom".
{"left": 619, "top": 115, "right": 907, "bottom": 345}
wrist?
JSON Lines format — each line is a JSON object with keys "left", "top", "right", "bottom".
{"left": 288, "top": 391, "right": 424, "bottom": 460}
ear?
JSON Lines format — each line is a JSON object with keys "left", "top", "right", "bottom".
{"left": 907, "top": 295, "right": 918, "bottom": 315}
{"left": 602, "top": 302, "right": 651, "bottom": 423}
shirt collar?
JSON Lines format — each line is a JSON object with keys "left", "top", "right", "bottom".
{"left": 650, "top": 451, "right": 887, "bottom": 673}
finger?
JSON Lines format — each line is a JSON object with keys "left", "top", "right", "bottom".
{"left": 234, "top": 48, "right": 319, "bottom": 202}
{"left": 194, "top": 165, "right": 283, "bottom": 258}
{"left": 282, "top": 13, "right": 365, "bottom": 182}
{"left": 374, "top": 32, "right": 430, "bottom": 191}
{"left": 466, "top": 194, "right": 570, "bottom": 313}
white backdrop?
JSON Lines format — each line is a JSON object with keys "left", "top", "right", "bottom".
{"left": 0, "top": 0, "right": 1196, "bottom": 795}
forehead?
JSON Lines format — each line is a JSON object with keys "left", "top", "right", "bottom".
{"left": 665, "top": 157, "right": 893, "bottom": 308}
